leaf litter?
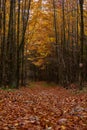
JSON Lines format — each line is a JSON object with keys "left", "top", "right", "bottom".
{"left": 0, "top": 82, "right": 87, "bottom": 130}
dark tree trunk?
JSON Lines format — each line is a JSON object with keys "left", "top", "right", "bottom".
{"left": 79, "top": 0, "right": 84, "bottom": 90}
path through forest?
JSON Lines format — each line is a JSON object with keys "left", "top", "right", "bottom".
{"left": 0, "top": 82, "right": 87, "bottom": 130}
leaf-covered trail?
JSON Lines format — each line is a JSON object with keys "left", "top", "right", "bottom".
{"left": 0, "top": 82, "right": 87, "bottom": 130}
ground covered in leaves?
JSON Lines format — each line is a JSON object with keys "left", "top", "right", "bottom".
{"left": 0, "top": 82, "right": 87, "bottom": 130}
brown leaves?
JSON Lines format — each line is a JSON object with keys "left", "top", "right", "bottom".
{"left": 0, "top": 82, "right": 87, "bottom": 130}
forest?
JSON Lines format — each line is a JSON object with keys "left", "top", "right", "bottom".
{"left": 0, "top": 0, "right": 87, "bottom": 130}
{"left": 0, "top": 0, "right": 87, "bottom": 89}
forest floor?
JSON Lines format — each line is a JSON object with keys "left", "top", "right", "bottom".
{"left": 0, "top": 82, "right": 87, "bottom": 130}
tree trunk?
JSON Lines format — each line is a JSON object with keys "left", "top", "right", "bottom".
{"left": 79, "top": 0, "right": 84, "bottom": 90}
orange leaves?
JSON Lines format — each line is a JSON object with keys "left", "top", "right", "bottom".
{"left": 0, "top": 82, "right": 87, "bottom": 129}
{"left": 61, "top": 125, "right": 66, "bottom": 130}
{"left": 25, "top": 0, "right": 55, "bottom": 69}
{"left": 32, "top": 59, "right": 44, "bottom": 67}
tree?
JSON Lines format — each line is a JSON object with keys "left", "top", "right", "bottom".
{"left": 79, "top": 0, "right": 84, "bottom": 89}
{"left": 0, "top": 0, "right": 87, "bottom": 89}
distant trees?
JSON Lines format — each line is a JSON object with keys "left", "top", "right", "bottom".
{"left": 26, "top": 0, "right": 87, "bottom": 89}
{"left": 0, "top": 0, "right": 87, "bottom": 89}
